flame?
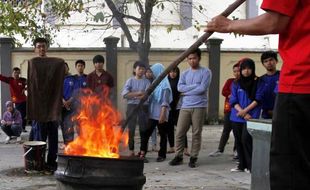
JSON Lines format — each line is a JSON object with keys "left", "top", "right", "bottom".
{"left": 64, "top": 87, "right": 128, "bottom": 158}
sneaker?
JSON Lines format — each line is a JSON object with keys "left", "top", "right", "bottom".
{"left": 5, "top": 136, "right": 11, "bottom": 144}
{"left": 156, "top": 157, "right": 166, "bottom": 162}
{"left": 188, "top": 157, "right": 197, "bottom": 168}
{"left": 169, "top": 156, "right": 183, "bottom": 166}
{"left": 209, "top": 150, "right": 223, "bottom": 157}
{"left": 230, "top": 167, "right": 244, "bottom": 172}
{"left": 16, "top": 137, "right": 22, "bottom": 143}
{"left": 245, "top": 169, "right": 251, "bottom": 173}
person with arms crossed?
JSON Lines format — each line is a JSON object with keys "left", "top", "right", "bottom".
{"left": 169, "top": 48, "right": 212, "bottom": 168}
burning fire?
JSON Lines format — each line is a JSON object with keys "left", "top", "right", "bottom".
{"left": 64, "top": 88, "right": 128, "bottom": 158}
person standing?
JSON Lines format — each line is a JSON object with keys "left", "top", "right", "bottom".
{"left": 27, "top": 37, "right": 65, "bottom": 173}
{"left": 209, "top": 62, "right": 240, "bottom": 158}
{"left": 206, "top": 1, "right": 310, "bottom": 188}
{"left": 61, "top": 62, "right": 75, "bottom": 145}
{"left": 86, "top": 55, "right": 114, "bottom": 97}
{"left": 260, "top": 51, "right": 280, "bottom": 119}
{"left": 229, "top": 58, "right": 265, "bottom": 172}
{"left": 0, "top": 67, "right": 27, "bottom": 132}
{"left": 121, "top": 61, "right": 150, "bottom": 157}
{"left": 139, "top": 63, "right": 172, "bottom": 163}
{"left": 169, "top": 48, "right": 212, "bottom": 168}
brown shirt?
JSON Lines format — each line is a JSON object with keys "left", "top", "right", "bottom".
{"left": 86, "top": 70, "right": 114, "bottom": 94}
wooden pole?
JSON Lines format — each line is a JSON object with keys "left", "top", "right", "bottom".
{"left": 122, "top": 0, "right": 247, "bottom": 128}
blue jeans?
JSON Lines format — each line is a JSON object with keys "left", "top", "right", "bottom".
{"left": 31, "top": 121, "right": 59, "bottom": 170}
{"left": 1, "top": 124, "right": 22, "bottom": 137}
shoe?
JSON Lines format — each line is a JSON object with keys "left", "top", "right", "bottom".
{"left": 245, "top": 169, "right": 251, "bottom": 173}
{"left": 22, "top": 129, "right": 28, "bottom": 133}
{"left": 156, "top": 157, "right": 166, "bottom": 162}
{"left": 169, "top": 156, "right": 183, "bottom": 166}
{"left": 209, "top": 150, "right": 223, "bottom": 157}
{"left": 230, "top": 167, "right": 244, "bottom": 172}
{"left": 16, "top": 136, "right": 22, "bottom": 143}
{"left": 188, "top": 157, "right": 197, "bottom": 168}
{"left": 5, "top": 136, "right": 11, "bottom": 144}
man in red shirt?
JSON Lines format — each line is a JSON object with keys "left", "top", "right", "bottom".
{"left": 0, "top": 67, "right": 27, "bottom": 132}
{"left": 206, "top": 0, "right": 310, "bottom": 189}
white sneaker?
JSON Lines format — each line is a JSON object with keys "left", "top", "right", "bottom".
{"left": 230, "top": 167, "right": 244, "bottom": 172}
{"left": 16, "top": 137, "right": 22, "bottom": 143}
{"left": 209, "top": 150, "right": 223, "bottom": 157}
{"left": 5, "top": 136, "right": 11, "bottom": 144}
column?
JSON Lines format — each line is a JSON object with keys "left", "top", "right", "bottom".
{"left": 206, "top": 38, "right": 223, "bottom": 123}
{"left": 104, "top": 36, "right": 120, "bottom": 108}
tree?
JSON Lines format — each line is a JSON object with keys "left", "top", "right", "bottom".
{"left": 0, "top": 0, "right": 206, "bottom": 65}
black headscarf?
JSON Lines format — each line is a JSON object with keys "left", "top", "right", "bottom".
{"left": 238, "top": 58, "right": 258, "bottom": 101}
{"left": 168, "top": 67, "right": 180, "bottom": 109}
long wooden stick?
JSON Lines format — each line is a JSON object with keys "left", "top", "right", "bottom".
{"left": 122, "top": 0, "right": 246, "bottom": 128}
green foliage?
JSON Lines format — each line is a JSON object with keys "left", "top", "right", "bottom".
{"left": 0, "top": 0, "right": 82, "bottom": 46}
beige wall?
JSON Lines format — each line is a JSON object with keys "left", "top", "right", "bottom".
{"left": 10, "top": 48, "right": 282, "bottom": 119}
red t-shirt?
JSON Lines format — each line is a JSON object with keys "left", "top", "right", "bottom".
{"left": 0, "top": 75, "right": 27, "bottom": 103}
{"left": 261, "top": 0, "right": 310, "bottom": 94}
{"left": 222, "top": 78, "right": 234, "bottom": 114}
{"left": 86, "top": 70, "right": 114, "bottom": 94}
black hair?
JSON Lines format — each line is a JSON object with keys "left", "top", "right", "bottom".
{"left": 132, "top": 60, "right": 146, "bottom": 75}
{"left": 261, "top": 50, "right": 278, "bottom": 63}
{"left": 188, "top": 48, "right": 202, "bottom": 60}
{"left": 75, "top": 59, "right": 86, "bottom": 67}
{"left": 64, "top": 62, "right": 69, "bottom": 68}
{"left": 233, "top": 63, "right": 240, "bottom": 69}
{"left": 238, "top": 58, "right": 258, "bottom": 101}
{"left": 93, "top": 55, "right": 105, "bottom": 64}
{"left": 13, "top": 67, "right": 20, "bottom": 72}
{"left": 33, "top": 37, "right": 49, "bottom": 47}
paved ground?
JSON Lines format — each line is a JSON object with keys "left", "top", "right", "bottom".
{"left": 0, "top": 125, "right": 250, "bottom": 190}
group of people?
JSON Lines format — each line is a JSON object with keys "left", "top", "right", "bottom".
{"left": 0, "top": 37, "right": 114, "bottom": 174}
{"left": 209, "top": 51, "right": 279, "bottom": 173}
{"left": 122, "top": 48, "right": 212, "bottom": 168}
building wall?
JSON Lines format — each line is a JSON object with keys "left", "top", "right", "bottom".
{"left": 9, "top": 48, "right": 282, "bottom": 119}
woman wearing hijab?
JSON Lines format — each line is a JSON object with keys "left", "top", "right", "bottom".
{"left": 229, "top": 58, "right": 265, "bottom": 172}
{"left": 139, "top": 63, "right": 173, "bottom": 162}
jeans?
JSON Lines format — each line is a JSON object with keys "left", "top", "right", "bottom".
{"left": 1, "top": 124, "right": 22, "bottom": 137}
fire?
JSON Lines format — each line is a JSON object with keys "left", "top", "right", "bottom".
{"left": 64, "top": 88, "right": 128, "bottom": 158}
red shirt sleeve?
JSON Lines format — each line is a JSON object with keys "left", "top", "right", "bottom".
{"left": 0, "top": 75, "right": 11, "bottom": 84}
{"left": 261, "top": 0, "right": 298, "bottom": 17}
{"left": 221, "top": 78, "right": 234, "bottom": 98}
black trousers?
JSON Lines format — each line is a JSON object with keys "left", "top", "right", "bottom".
{"left": 231, "top": 121, "right": 252, "bottom": 171}
{"left": 125, "top": 104, "right": 148, "bottom": 151}
{"left": 270, "top": 93, "right": 310, "bottom": 190}
{"left": 141, "top": 119, "right": 168, "bottom": 158}
{"left": 218, "top": 112, "right": 236, "bottom": 152}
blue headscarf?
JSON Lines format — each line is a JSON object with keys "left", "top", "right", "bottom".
{"left": 150, "top": 63, "right": 173, "bottom": 103}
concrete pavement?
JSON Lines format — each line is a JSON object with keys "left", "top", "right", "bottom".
{"left": 0, "top": 125, "right": 250, "bottom": 190}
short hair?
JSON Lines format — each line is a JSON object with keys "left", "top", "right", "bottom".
{"left": 33, "top": 37, "right": 49, "bottom": 47}
{"left": 93, "top": 55, "right": 105, "bottom": 64}
{"left": 132, "top": 60, "right": 146, "bottom": 75}
{"left": 75, "top": 59, "right": 86, "bottom": 67}
{"left": 133, "top": 60, "right": 146, "bottom": 69}
{"left": 188, "top": 48, "right": 202, "bottom": 59}
{"left": 13, "top": 67, "right": 21, "bottom": 72}
{"left": 261, "top": 51, "right": 278, "bottom": 63}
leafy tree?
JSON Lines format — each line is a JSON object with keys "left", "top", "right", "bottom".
{"left": 0, "top": 0, "right": 206, "bottom": 64}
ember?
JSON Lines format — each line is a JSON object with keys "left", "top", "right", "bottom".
{"left": 64, "top": 88, "right": 128, "bottom": 158}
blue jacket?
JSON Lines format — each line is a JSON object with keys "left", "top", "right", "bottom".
{"left": 230, "top": 79, "right": 265, "bottom": 123}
